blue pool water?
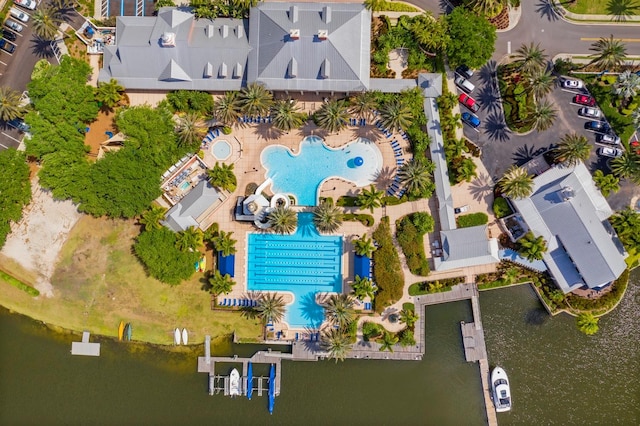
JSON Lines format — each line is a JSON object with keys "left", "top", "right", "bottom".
{"left": 261, "top": 136, "right": 381, "bottom": 206}
{"left": 179, "top": 180, "right": 190, "bottom": 191}
{"left": 246, "top": 213, "right": 343, "bottom": 328}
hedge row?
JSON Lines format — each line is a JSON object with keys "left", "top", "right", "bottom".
{"left": 372, "top": 217, "right": 404, "bottom": 313}
{"left": 396, "top": 213, "right": 432, "bottom": 276}
{"left": 408, "top": 276, "right": 466, "bottom": 295}
{"left": 0, "top": 270, "right": 39, "bottom": 297}
{"left": 343, "top": 213, "right": 375, "bottom": 227}
{"left": 457, "top": 212, "right": 489, "bottom": 228}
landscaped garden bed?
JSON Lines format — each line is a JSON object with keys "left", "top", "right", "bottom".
{"left": 457, "top": 212, "right": 489, "bottom": 228}
{"left": 408, "top": 276, "right": 466, "bottom": 295}
{"left": 497, "top": 63, "right": 535, "bottom": 133}
{"left": 396, "top": 212, "right": 434, "bottom": 276}
{"left": 372, "top": 217, "right": 404, "bottom": 313}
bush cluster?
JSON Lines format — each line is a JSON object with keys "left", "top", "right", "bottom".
{"left": 343, "top": 213, "right": 374, "bottom": 227}
{"left": 372, "top": 217, "right": 404, "bottom": 313}
{"left": 457, "top": 212, "right": 489, "bottom": 228}
{"left": 0, "top": 270, "right": 40, "bottom": 296}
{"left": 492, "top": 197, "right": 512, "bottom": 219}
{"left": 134, "top": 228, "right": 200, "bottom": 285}
{"left": 409, "top": 276, "right": 465, "bottom": 295}
{"left": 166, "top": 90, "right": 213, "bottom": 115}
{"left": 565, "top": 269, "right": 629, "bottom": 314}
{"left": 396, "top": 213, "right": 433, "bottom": 276}
{"left": 0, "top": 149, "right": 31, "bottom": 249}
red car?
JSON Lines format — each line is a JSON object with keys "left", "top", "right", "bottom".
{"left": 574, "top": 94, "right": 596, "bottom": 107}
{"left": 631, "top": 140, "right": 640, "bottom": 154}
{"left": 458, "top": 93, "right": 480, "bottom": 112}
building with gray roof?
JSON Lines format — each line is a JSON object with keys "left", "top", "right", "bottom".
{"left": 509, "top": 162, "right": 627, "bottom": 293}
{"left": 162, "top": 180, "right": 221, "bottom": 232}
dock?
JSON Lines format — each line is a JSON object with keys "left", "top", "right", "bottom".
{"left": 71, "top": 331, "right": 100, "bottom": 356}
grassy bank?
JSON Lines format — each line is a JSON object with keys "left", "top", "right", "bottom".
{"left": 0, "top": 216, "right": 261, "bottom": 345}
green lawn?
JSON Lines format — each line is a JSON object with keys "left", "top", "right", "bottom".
{"left": 562, "top": 0, "right": 610, "bottom": 15}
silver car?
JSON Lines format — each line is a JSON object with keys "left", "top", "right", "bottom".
{"left": 5, "top": 20, "right": 23, "bottom": 33}
{"left": 9, "top": 8, "right": 29, "bottom": 23}
{"left": 598, "top": 147, "right": 623, "bottom": 158}
{"left": 578, "top": 107, "right": 601, "bottom": 119}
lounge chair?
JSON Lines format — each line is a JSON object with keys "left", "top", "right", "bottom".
{"left": 295, "top": 333, "right": 299, "bottom": 341}
{"left": 220, "top": 298, "right": 226, "bottom": 306}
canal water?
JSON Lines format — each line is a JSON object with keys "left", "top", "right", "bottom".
{"left": 1, "top": 274, "right": 638, "bottom": 425}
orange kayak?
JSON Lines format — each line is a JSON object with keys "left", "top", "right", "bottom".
{"left": 118, "top": 321, "right": 125, "bottom": 341}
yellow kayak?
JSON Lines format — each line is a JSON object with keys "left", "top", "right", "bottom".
{"left": 118, "top": 321, "right": 125, "bottom": 341}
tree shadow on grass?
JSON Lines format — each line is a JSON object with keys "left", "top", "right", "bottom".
{"left": 607, "top": 0, "right": 640, "bottom": 21}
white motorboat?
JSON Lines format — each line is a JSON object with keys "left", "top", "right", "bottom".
{"left": 491, "top": 366, "right": 512, "bottom": 412}
{"left": 229, "top": 368, "right": 241, "bottom": 397}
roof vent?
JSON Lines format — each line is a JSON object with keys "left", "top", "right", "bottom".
{"left": 236, "top": 24, "right": 244, "bottom": 38}
{"left": 289, "top": 28, "right": 300, "bottom": 40}
{"left": 560, "top": 186, "right": 575, "bottom": 201}
{"left": 205, "top": 24, "right": 215, "bottom": 38}
{"left": 219, "top": 63, "right": 228, "bottom": 78}
{"left": 233, "top": 63, "right": 243, "bottom": 79}
{"left": 287, "top": 58, "right": 298, "bottom": 78}
{"left": 289, "top": 5, "right": 298, "bottom": 23}
{"left": 221, "top": 25, "right": 229, "bottom": 38}
{"left": 320, "top": 59, "right": 330, "bottom": 79}
{"left": 322, "top": 6, "right": 331, "bottom": 23}
{"left": 160, "top": 32, "right": 176, "bottom": 47}
{"left": 317, "top": 29, "right": 328, "bottom": 40}
{"left": 204, "top": 62, "right": 213, "bottom": 78}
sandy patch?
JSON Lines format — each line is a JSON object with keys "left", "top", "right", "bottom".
{"left": 1, "top": 179, "right": 81, "bottom": 297}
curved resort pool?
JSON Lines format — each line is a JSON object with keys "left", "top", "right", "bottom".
{"left": 261, "top": 136, "right": 382, "bottom": 206}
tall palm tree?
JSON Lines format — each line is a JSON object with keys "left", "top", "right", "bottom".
{"left": 576, "top": 312, "right": 599, "bottom": 335}
{"left": 499, "top": 165, "right": 534, "bottom": 199}
{"left": 513, "top": 43, "right": 547, "bottom": 76}
{"left": 175, "top": 226, "right": 204, "bottom": 252}
{"left": 210, "top": 230, "right": 237, "bottom": 256}
{"left": 589, "top": 34, "right": 627, "bottom": 70}
{"left": 378, "top": 99, "right": 413, "bottom": 133}
{"left": 321, "top": 328, "right": 352, "bottom": 362}
{"left": 379, "top": 331, "right": 399, "bottom": 352}
{"left": 0, "top": 87, "right": 24, "bottom": 121}
{"left": 356, "top": 185, "right": 383, "bottom": 213}
{"left": 314, "top": 99, "right": 350, "bottom": 133}
{"left": 255, "top": 292, "right": 286, "bottom": 339}
{"left": 398, "top": 160, "right": 436, "bottom": 197}
{"left": 351, "top": 275, "right": 376, "bottom": 301}
{"left": 349, "top": 91, "right": 378, "bottom": 119}
{"left": 612, "top": 70, "right": 640, "bottom": 107}
{"left": 95, "top": 79, "right": 125, "bottom": 110}
{"left": 410, "top": 12, "right": 449, "bottom": 54}
{"left": 270, "top": 99, "right": 306, "bottom": 132}
{"left": 592, "top": 170, "right": 620, "bottom": 197}
{"left": 527, "top": 99, "right": 558, "bottom": 132}
{"left": 552, "top": 133, "right": 591, "bottom": 167}
{"left": 313, "top": 201, "right": 343, "bottom": 234}
{"left": 176, "top": 112, "right": 206, "bottom": 147}
{"left": 138, "top": 205, "right": 166, "bottom": 231}
{"left": 213, "top": 91, "right": 241, "bottom": 126}
{"left": 32, "top": 6, "right": 61, "bottom": 40}
{"left": 399, "top": 308, "right": 419, "bottom": 328}
{"left": 353, "top": 234, "right": 377, "bottom": 257}
{"left": 610, "top": 151, "right": 640, "bottom": 183}
{"left": 517, "top": 231, "right": 548, "bottom": 261}
{"left": 207, "top": 162, "right": 237, "bottom": 192}
{"left": 208, "top": 270, "right": 235, "bottom": 297}
{"left": 322, "top": 293, "right": 356, "bottom": 330}
{"left": 238, "top": 82, "right": 273, "bottom": 117}
{"left": 267, "top": 206, "right": 297, "bottom": 234}
{"left": 527, "top": 69, "right": 556, "bottom": 101}
{"left": 469, "top": 0, "right": 505, "bottom": 18}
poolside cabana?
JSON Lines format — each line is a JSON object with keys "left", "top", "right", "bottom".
{"left": 218, "top": 252, "right": 235, "bottom": 278}
{"left": 353, "top": 254, "right": 371, "bottom": 279}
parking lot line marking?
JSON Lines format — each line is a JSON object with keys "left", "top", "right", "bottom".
{"left": 0, "top": 61, "right": 7, "bottom": 66}
{"left": 581, "top": 37, "right": 640, "bottom": 43}
{"left": 1, "top": 132, "right": 21, "bottom": 144}
{"left": 0, "top": 140, "right": 10, "bottom": 149}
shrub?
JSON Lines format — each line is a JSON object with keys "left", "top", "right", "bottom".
{"left": 457, "top": 212, "right": 489, "bottom": 228}
{"left": 399, "top": 328, "right": 416, "bottom": 347}
{"left": 336, "top": 196, "right": 358, "bottom": 207}
{"left": 166, "top": 90, "right": 213, "bottom": 114}
{"left": 492, "top": 197, "right": 512, "bottom": 219}
{"left": 372, "top": 217, "right": 404, "bottom": 312}
{"left": 0, "top": 270, "right": 39, "bottom": 296}
{"left": 222, "top": 126, "right": 232, "bottom": 135}
{"left": 396, "top": 214, "right": 431, "bottom": 276}
{"left": 409, "top": 276, "right": 466, "bottom": 295}
{"left": 564, "top": 269, "right": 629, "bottom": 314}
{"left": 362, "top": 321, "right": 384, "bottom": 341}
{"left": 343, "top": 213, "right": 374, "bottom": 227}
{"left": 411, "top": 211, "right": 435, "bottom": 234}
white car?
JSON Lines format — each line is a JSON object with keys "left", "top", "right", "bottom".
{"left": 563, "top": 79, "right": 584, "bottom": 89}
{"left": 578, "top": 107, "right": 601, "bottom": 119}
{"left": 598, "top": 147, "right": 623, "bottom": 158}
{"left": 5, "top": 20, "right": 23, "bottom": 32}
{"left": 14, "top": 0, "right": 36, "bottom": 10}
{"left": 9, "top": 8, "right": 30, "bottom": 23}
{"left": 597, "top": 134, "right": 621, "bottom": 145}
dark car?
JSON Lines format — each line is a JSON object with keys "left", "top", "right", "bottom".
{"left": 585, "top": 120, "right": 609, "bottom": 133}
{"left": 1, "top": 30, "right": 17, "bottom": 42}
{"left": 0, "top": 39, "right": 15, "bottom": 54}
{"left": 456, "top": 65, "right": 474, "bottom": 79}
{"left": 574, "top": 94, "right": 596, "bottom": 107}
{"left": 7, "top": 118, "right": 29, "bottom": 133}
{"left": 458, "top": 93, "right": 480, "bottom": 112}
{"left": 461, "top": 112, "right": 481, "bottom": 128}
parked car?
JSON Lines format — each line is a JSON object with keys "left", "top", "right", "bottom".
{"left": 598, "top": 147, "right": 623, "bottom": 158}
{"left": 585, "top": 120, "right": 610, "bottom": 133}
{"left": 596, "top": 134, "right": 621, "bottom": 145}
{"left": 461, "top": 112, "right": 481, "bottom": 128}
{"left": 455, "top": 76, "right": 475, "bottom": 93}
{"left": 14, "top": 0, "right": 36, "bottom": 10}
{"left": 454, "top": 205, "right": 470, "bottom": 214}
{"left": 10, "top": 8, "right": 29, "bottom": 23}
{"left": 5, "top": 20, "right": 23, "bottom": 33}
{"left": 1, "top": 29, "right": 17, "bottom": 41}
{"left": 458, "top": 93, "right": 479, "bottom": 112}
{"left": 563, "top": 79, "right": 584, "bottom": 89}
{"left": 7, "top": 118, "right": 29, "bottom": 132}
{"left": 456, "top": 65, "right": 474, "bottom": 79}
{"left": 578, "top": 107, "right": 601, "bottom": 119}
{"left": 573, "top": 94, "right": 596, "bottom": 107}
{"left": 0, "top": 39, "right": 15, "bottom": 54}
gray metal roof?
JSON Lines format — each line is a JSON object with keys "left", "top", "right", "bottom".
{"left": 246, "top": 3, "right": 371, "bottom": 92}
{"left": 369, "top": 78, "right": 417, "bottom": 93}
{"left": 510, "top": 163, "right": 627, "bottom": 292}
{"left": 433, "top": 226, "right": 500, "bottom": 271}
{"left": 162, "top": 180, "right": 220, "bottom": 232}
{"left": 418, "top": 73, "right": 442, "bottom": 98}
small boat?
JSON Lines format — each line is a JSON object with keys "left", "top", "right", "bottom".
{"left": 182, "top": 328, "right": 188, "bottom": 345}
{"left": 118, "top": 321, "right": 125, "bottom": 341}
{"left": 491, "top": 366, "right": 512, "bottom": 413}
{"left": 246, "top": 362, "right": 253, "bottom": 400}
{"left": 268, "top": 363, "right": 275, "bottom": 414}
{"left": 124, "top": 323, "right": 132, "bottom": 341}
{"left": 174, "top": 328, "right": 181, "bottom": 345}
{"left": 229, "top": 368, "right": 241, "bottom": 397}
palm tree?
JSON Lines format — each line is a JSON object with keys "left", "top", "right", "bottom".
{"left": 399, "top": 308, "right": 419, "bottom": 328}
{"left": 207, "top": 162, "right": 237, "bottom": 192}
{"left": 632, "top": 107, "right": 640, "bottom": 130}
{"left": 208, "top": 270, "right": 235, "bottom": 297}
{"left": 313, "top": 201, "right": 343, "bottom": 234}
{"left": 353, "top": 234, "right": 377, "bottom": 257}
{"left": 238, "top": 82, "right": 273, "bottom": 117}
{"left": 210, "top": 230, "right": 237, "bottom": 256}
{"left": 314, "top": 99, "right": 350, "bottom": 133}
{"left": 363, "top": 0, "right": 385, "bottom": 11}
{"left": 469, "top": 0, "right": 505, "bottom": 18}
{"left": 213, "top": 91, "right": 241, "bottom": 126}
{"left": 175, "top": 226, "right": 204, "bottom": 252}
{"left": 138, "top": 205, "right": 166, "bottom": 231}
{"left": 589, "top": 35, "right": 627, "bottom": 70}
{"left": 270, "top": 99, "right": 306, "bottom": 132}
{"left": 321, "top": 328, "right": 352, "bottom": 362}
{"left": 517, "top": 231, "right": 548, "bottom": 261}
{"left": 513, "top": 43, "right": 547, "bottom": 76}
{"left": 527, "top": 69, "right": 556, "bottom": 101}
{"left": 95, "top": 78, "right": 125, "bottom": 110}
{"left": 410, "top": 12, "right": 449, "bottom": 54}
{"left": 552, "top": 133, "right": 591, "bottom": 166}
{"left": 527, "top": 99, "right": 557, "bottom": 132}
{"left": 451, "top": 157, "right": 477, "bottom": 183}
{"left": 610, "top": 208, "right": 640, "bottom": 248}
{"left": 499, "top": 165, "right": 534, "bottom": 199}
{"left": 351, "top": 275, "right": 376, "bottom": 301}
{"left": 379, "top": 331, "right": 399, "bottom": 352}
{"left": 349, "top": 91, "right": 378, "bottom": 118}
{"left": 592, "top": 170, "right": 620, "bottom": 197}
{"left": 32, "top": 6, "right": 61, "bottom": 40}
{"left": 610, "top": 151, "right": 640, "bottom": 183}
{"left": 356, "top": 185, "right": 383, "bottom": 213}
{"left": 267, "top": 206, "right": 297, "bottom": 234}
{"left": 0, "top": 87, "right": 24, "bottom": 121}
{"left": 255, "top": 292, "right": 286, "bottom": 339}
{"left": 612, "top": 70, "right": 640, "bottom": 107}
{"left": 322, "top": 293, "right": 356, "bottom": 330}
{"left": 176, "top": 112, "right": 206, "bottom": 147}
{"left": 576, "top": 312, "right": 599, "bottom": 335}
{"left": 378, "top": 99, "right": 413, "bottom": 133}
{"left": 398, "top": 160, "right": 435, "bottom": 197}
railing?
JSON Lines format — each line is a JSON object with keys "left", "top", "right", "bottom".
{"left": 50, "top": 40, "right": 62, "bottom": 64}
{"left": 101, "top": 0, "right": 109, "bottom": 18}
{"left": 135, "top": 0, "right": 144, "bottom": 16}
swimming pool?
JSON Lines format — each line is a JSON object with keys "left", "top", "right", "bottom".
{"left": 179, "top": 180, "right": 190, "bottom": 191}
{"left": 261, "top": 136, "right": 382, "bottom": 206}
{"left": 246, "top": 212, "right": 342, "bottom": 328}
{"left": 211, "top": 140, "right": 231, "bottom": 161}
